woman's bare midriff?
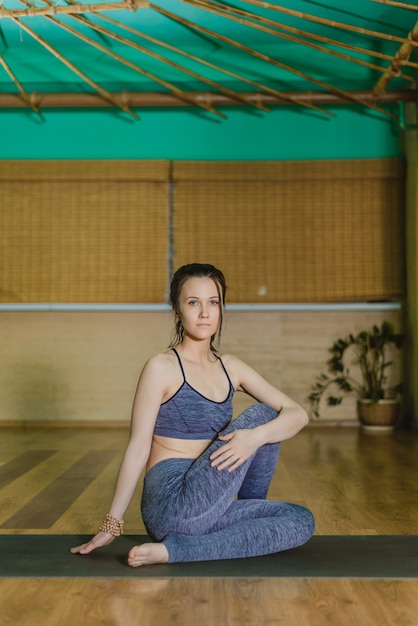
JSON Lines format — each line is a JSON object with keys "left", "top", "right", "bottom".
{"left": 147, "top": 434, "right": 212, "bottom": 471}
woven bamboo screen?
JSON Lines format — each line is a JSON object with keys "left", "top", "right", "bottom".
{"left": 0, "top": 161, "right": 169, "bottom": 303}
{"left": 0, "top": 158, "right": 405, "bottom": 304}
{"left": 172, "top": 159, "right": 405, "bottom": 303}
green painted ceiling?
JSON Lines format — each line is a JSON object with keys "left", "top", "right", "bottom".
{"left": 0, "top": 0, "right": 417, "bottom": 116}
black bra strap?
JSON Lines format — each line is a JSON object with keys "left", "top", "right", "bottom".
{"left": 173, "top": 348, "right": 233, "bottom": 391}
{"left": 172, "top": 348, "right": 186, "bottom": 382}
{"left": 218, "top": 356, "right": 234, "bottom": 390}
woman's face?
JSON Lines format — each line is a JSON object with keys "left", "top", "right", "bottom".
{"left": 177, "top": 276, "right": 222, "bottom": 341}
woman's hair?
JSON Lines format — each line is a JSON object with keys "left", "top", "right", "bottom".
{"left": 168, "top": 263, "right": 227, "bottom": 352}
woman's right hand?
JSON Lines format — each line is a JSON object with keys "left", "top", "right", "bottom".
{"left": 70, "top": 531, "right": 115, "bottom": 556}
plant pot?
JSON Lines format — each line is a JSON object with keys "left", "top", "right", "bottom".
{"left": 357, "top": 399, "right": 401, "bottom": 434}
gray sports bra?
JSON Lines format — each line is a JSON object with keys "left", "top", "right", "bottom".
{"left": 153, "top": 349, "right": 234, "bottom": 440}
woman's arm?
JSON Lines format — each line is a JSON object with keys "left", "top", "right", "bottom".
{"left": 210, "top": 355, "right": 308, "bottom": 472}
{"left": 71, "top": 354, "right": 169, "bottom": 555}
{"left": 106, "top": 355, "right": 169, "bottom": 519}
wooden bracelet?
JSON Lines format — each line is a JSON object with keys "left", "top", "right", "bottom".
{"left": 99, "top": 513, "right": 124, "bottom": 536}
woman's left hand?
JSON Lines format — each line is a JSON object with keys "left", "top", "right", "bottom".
{"left": 210, "top": 429, "right": 261, "bottom": 472}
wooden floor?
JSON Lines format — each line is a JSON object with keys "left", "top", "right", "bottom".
{"left": 0, "top": 425, "right": 417, "bottom": 626}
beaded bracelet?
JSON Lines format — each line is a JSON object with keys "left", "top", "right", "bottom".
{"left": 99, "top": 513, "right": 124, "bottom": 536}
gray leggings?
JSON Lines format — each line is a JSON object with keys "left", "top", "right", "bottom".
{"left": 141, "top": 403, "right": 315, "bottom": 563}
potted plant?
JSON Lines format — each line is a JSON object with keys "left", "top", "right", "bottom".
{"left": 309, "top": 321, "right": 405, "bottom": 433}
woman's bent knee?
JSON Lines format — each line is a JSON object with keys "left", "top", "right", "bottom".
{"left": 224, "top": 403, "right": 278, "bottom": 434}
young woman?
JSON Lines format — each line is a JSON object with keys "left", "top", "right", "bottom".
{"left": 71, "top": 263, "right": 314, "bottom": 565}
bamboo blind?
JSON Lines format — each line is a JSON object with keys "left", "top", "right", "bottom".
{"left": 0, "top": 161, "right": 169, "bottom": 303}
{"left": 0, "top": 158, "right": 405, "bottom": 304}
{"left": 172, "top": 159, "right": 405, "bottom": 303}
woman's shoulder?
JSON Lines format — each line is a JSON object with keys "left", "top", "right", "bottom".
{"left": 219, "top": 353, "right": 255, "bottom": 391}
{"left": 219, "top": 353, "right": 242, "bottom": 364}
{"left": 220, "top": 353, "right": 258, "bottom": 378}
{"left": 141, "top": 350, "right": 179, "bottom": 379}
{"left": 219, "top": 353, "right": 248, "bottom": 372}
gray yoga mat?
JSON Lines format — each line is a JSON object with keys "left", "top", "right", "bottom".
{"left": 1, "top": 535, "right": 417, "bottom": 579}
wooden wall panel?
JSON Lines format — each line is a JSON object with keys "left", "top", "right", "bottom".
{"left": 0, "top": 309, "right": 403, "bottom": 425}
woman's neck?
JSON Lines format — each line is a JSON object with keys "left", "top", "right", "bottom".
{"left": 176, "top": 338, "right": 216, "bottom": 364}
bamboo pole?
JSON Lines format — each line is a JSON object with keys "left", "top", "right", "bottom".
{"left": 154, "top": 4, "right": 396, "bottom": 118}
{"left": 63, "top": 15, "right": 269, "bottom": 112}
{"left": 64, "top": 0, "right": 273, "bottom": 111}
{"left": 186, "top": 0, "right": 418, "bottom": 71}
{"left": 370, "top": 0, "right": 418, "bottom": 10}
{"left": 0, "top": 0, "right": 148, "bottom": 19}
{"left": 183, "top": 0, "right": 414, "bottom": 84}
{"left": 10, "top": 17, "right": 138, "bottom": 118}
{"left": 374, "top": 21, "right": 418, "bottom": 95}
{"left": 42, "top": 14, "right": 225, "bottom": 118}
{"left": 0, "top": 89, "right": 415, "bottom": 109}
{"left": 215, "top": 0, "right": 418, "bottom": 47}
{"left": 0, "top": 53, "right": 40, "bottom": 112}
{"left": 95, "top": 12, "right": 329, "bottom": 115}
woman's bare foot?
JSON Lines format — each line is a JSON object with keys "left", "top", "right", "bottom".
{"left": 127, "top": 542, "right": 169, "bottom": 567}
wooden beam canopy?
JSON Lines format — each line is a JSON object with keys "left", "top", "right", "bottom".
{"left": 182, "top": 0, "right": 414, "bottom": 85}
{"left": 0, "top": 0, "right": 415, "bottom": 117}
{"left": 10, "top": 15, "right": 139, "bottom": 118}
{"left": 232, "top": 0, "right": 418, "bottom": 47}
{"left": 154, "top": 4, "right": 397, "bottom": 118}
